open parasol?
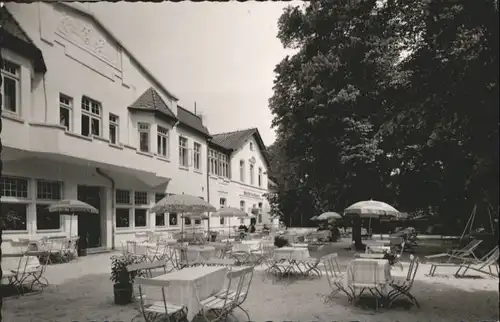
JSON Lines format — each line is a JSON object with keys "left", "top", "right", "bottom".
{"left": 317, "top": 212, "right": 342, "bottom": 221}
{"left": 215, "top": 207, "right": 248, "bottom": 237}
{"left": 345, "top": 200, "right": 399, "bottom": 236}
{"left": 47, "top": 199, "right": 98, "bottom": 238}
{"left": 151, "top": 194, "right": 216, "bottom": 242}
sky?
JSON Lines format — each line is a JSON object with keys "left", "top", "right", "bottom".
{"left": 90, "top": 2, "right": 299, "bottom": 146}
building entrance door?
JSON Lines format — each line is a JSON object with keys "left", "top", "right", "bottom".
{"left": 77, "top": 185, "right": 102, "bottom": 248}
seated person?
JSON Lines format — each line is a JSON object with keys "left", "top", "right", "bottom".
{"left": 249, "top": 224, "right": 256, "bottom": 233}
{"left": 238, "top": 224, "right": 248, "bottom": 232}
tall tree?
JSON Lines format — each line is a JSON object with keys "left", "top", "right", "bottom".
{"left": 270, "top": 0, "right": 400, "bottom": 246}
{"left": 380, "top": 0, "right": 499, "bottom": 232}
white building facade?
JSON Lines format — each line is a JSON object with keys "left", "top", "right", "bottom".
{"left": 206, "top": 129, "right": 274, "bottom": 232}
{"left": 1, "top": 3, "right": 273, "bottom": 252}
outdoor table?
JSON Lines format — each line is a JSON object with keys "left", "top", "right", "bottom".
{"left": 308, "top": 231, "right": 332, "bottom": 242}
{"left": 273, "top": 247, "right": 311, "bottom": 274}
{"left": 344, "top": 258, "right": 391, "bottom": 298}
{"left": 366, "top": 245, "right": 391, "bottom": 254}
{"left": 185, "top": 245, "right": 217, "bottom": 262}
{"left": 291, "top": 243, "right": 309, "bottom": 248}
{"left": 273, "top": 247, "right": 310, "bottom": 261}
{"left": 153, "top": 266, "right": 228, "bottom": 321}
{"left": 357, "top": 253, "right": 386, "bottom": 259}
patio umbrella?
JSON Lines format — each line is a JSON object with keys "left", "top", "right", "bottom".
{"left": 151, "top": 194, "right": 216, "bottom": 242}
{"left": 345, "top": 200, "right": 399, "bottom": 236}
{"left": 47, "top": 199, "right": 99, "bottom": 238}
{"left": 215, "top": 207, "right": 248, "bottom": 237}
{"left": 317, "top": 212, "right": 342, "bottom": 221}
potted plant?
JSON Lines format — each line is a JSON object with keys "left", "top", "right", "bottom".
{"left": 110, "top": 254, "right": 140, "bottom": 305}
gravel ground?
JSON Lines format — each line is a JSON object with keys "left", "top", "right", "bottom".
{"left": 2, "top": 246, "right": 498, "bottom": 322}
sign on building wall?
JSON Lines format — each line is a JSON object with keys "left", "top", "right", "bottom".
{"left": 242, "top": 191, "right": 261, "bottom": 199}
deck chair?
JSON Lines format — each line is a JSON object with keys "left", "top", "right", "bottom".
{"left": 200, "top": 266, "right": 254, "bottom": 322}
{"left": 455, "top": 246, "right": 499, "bottom": 278}
{"left": 134, "top": 277, "right": 188, "bottom": 322}
{"left": 425, "top": 239, "right": 483, "bottom": 262}
{"left": 428, "top": 245, "right": 498, "bottom": 277}
{"left": 387, "top": 255, "right": 420, "bottom": 308}
{"left": 322, "top": 253, "right": 351, "bottom": 302}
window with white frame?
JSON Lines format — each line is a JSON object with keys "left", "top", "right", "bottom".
{"left": 249, "top": 164, "right": 255, "bottom": 185}
{"left": 134, "top": 191, "right": 148, "bottom": 228}
{"left": 194, "top": 142, "right": 201, "bottom": 171}
{"left": 115, "top": 189, "right": 149, "bottom": 229}
{"left": 109, "top": 113, "right": 119, "bottom": 145}
{"left": 240, "top": 200, "right": 245, "bottom": 211}
{"left": 36, "top": 180, "right": 63, "bottom": 230}
{"left": 169, "top": 212, "right": 178, "bottom": 226}
{"left": 208, "top": 149, "right": 230, "bottom": 178}
{"left": 116, "top": 189, "right": 131, "bottom": 228}
{"left": 258, "top": 202, "right": 263, "bottom": 223}
{"left": 221, "top": 154, "right": 229, "bottom": 178}
{"left": 1, "top": 60, "right": 20, "bottom": 114}
{"left": 81, "top": 97, "right": 102, "bottom": 137}
{"left": 258, "top": 167, "right": 263, "bottom": 187}
{"left": 209, "top": 149, "right": 216, "bottom": 174}
{"left": 179, "top": 136, "right": 189, "bottom": 167}
{"left": 157, "top": 126, "right": 169, "bottom": 158}
{"left": 59, "top": 94, "right": 72, "bottom": 131}
{"left": 219, "top": 197, "right": 226, "bottom": 225}
{"left": 239, "top": 160, "right": 245, "bottom": 182}
{"left": 154, "top": 192, "right": 167, "bottom": 227}
{"left": 138, "top": 123, "right": 150, "bottom": 152}
{"left": 249, "top": 142, "right": 254, "bottom": 151}
{"left": 0, "top": 176, "right": 29, "bottom": 231}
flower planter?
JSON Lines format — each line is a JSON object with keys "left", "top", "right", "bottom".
{"left": 113, "top": 283, "right": 133, "bottom": 305}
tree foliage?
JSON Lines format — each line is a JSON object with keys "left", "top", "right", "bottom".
{"left": 269, "top": 0, "right": 498, "bottom": 236}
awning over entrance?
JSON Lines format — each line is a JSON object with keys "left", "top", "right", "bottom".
{"left": 2, "top": 147, "right": 171, "bottom": 190}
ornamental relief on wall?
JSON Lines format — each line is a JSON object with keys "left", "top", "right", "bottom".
{"left": 55, "top": 10, "right": 119, "bottom": 67}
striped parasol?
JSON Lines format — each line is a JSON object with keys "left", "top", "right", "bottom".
{"left": 151, "top": 194, "right": 216, "bottom": 242}
{"left": 151, "top": 194, "right": 216, "bottom": 214}
{"left": 47, "top": 199, "right": 99, "bottom": 238}
{"left": 47, "top": 199, "right": 98, "bottom": 214}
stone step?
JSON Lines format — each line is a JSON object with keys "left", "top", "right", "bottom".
{"left": 85, "top": 247, "right": 112, "bottom": 255}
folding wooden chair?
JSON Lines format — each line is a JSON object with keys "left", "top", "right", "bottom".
{"left": 200, "top": 266, "right": 254, "bottom": 322}
{"left": 135, "top": 277, "right": 188, "bottom": 322}
{"left": 387, "top": 255, "right": 420, "bottom": 308}
{"left": 322, "top": 253, "right": 351, "bottom": 302}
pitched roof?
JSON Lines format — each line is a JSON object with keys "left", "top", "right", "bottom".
{"left": 210, "top": 128, "right": 270, "bottom": 168}
{"left": 128, "top": 87, "right": 177, "bottom": 121}
{"left": 0, "top": 7, "right": 47, "bottom": 73}
{"left": 1, "top": 7, "right": 33, "bottom": 44}
{"left": 177, "top": 106, "right": 210, "bottom": 137}
{"left": 56, "top": 3, "right": 178, "bottom": 100}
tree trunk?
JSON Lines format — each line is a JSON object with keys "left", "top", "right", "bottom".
{"left": 351, "top": 216, "right": 364, "bottom": 250}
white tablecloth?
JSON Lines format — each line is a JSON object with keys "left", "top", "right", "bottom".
{"left": 291, "top": 243, "right": 309, "bottom": 248}
{"left": 233, "top": 240, "right": 261, "bottom": 253}
{"left": 273, "top": 247, "right": 310, "bottom": 261}
{"left": 153, "top": 266, "right": 227, "bottom": 321}
{"left": 186, "top": 246, "right": 216, "bottom": 261}
{"left": 344, "top": 258, "right": 391, "bottom": 292}
{"left": 366, "top": 245, "right": 391, "bottom": 254}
